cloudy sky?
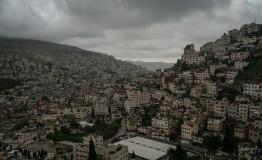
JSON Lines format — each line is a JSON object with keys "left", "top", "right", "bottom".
{"left": 0, "top": 0, "right": 261, "bottom": 62}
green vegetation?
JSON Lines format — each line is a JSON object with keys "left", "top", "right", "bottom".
{"left": 0, "top": 79, "right": 20, "bottom": 91}
{"left": 47, "top": 118, "right": 122, "bottom": 142}
{"left": 222, "top": 117, "right": 239, "bottom": 152}
{"left": 12, "top": 120, "right": 28, "bottom": 131}
{"left": 88, "top": 139, "right": 97, "bottom": 160}
{"left": 235, "top": 59, "right": 262, "bottom": 81}
{"left": 91, "top": 118, "right": 122, "bottom": 139}
{"left": 140, "top": 104, "right": 160, "bottom": 126}
{"left": 203, "top": 135, "right": 222, "bottom": 152}
{"left": 172, "top": 60, "right": 198, "bottom": 72}
{"left": 70, "top": 119, "right": 80, "bottom": 129}
{"left": 46, "top": 127, "right": 84, "bottom": 143}
{"left": 171, "top": 118, "right": 184, "bottom": 139}
{"left": 167, "top": 144, "right": 185, "bottom": 160}
{"left": 218, "top": 85, "right": 241, "bottom": 102}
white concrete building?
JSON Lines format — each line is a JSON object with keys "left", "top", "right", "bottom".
{"left": 83, "top": 134, "right": 103, "bottom": 148}
{"left": 243, "top": 82, "right": 262, "bottom": 99}
{"left": 105, "top": 144, "right": 129, "bottom": 160}
{"left": 181, "top": 119, "right": 198, "bottom": 142}
{"left": 152, "top": 116, "right": 173, "bottom": 138}
{"left": 213, "top": 99, "right": 228, "bottom": 118}
{"left": 94, "top": 97, "right": 109, "bottom": 116}
{"left": 207, "top": 118, "right": 224, "bottom": 133}
{"left": 238, "top": 103, "right": 250, "bottom": 122}
{"left": 230, "top": 52, "right": 249, "bottom": 62}
{"left": 235, "top": 61, "right": 249, "bottom": 70}
{"left": 124, "top": 90, "right": 150, "bottom": 113}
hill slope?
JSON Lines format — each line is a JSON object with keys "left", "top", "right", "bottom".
{"left": 128, "top": 61, "right": 173, "bottom": 71}
{"left": 0, "top": 37, "right": 145, "bottom": 97}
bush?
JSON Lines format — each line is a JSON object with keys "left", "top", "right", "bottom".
{"left": 203, "top": 135, "right": 222, "bottom": 152}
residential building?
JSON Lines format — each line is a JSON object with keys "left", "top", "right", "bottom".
{"left": 230, "top": 52, "right": 249, "bottom": 62}
{"left": 181, "top": 119, "right": 199, "bottom": 142}
{"left": 207, "top": 118, "right": 224, "bottom": 133}
{"left": 235, "top": 61, "right": 249, "bottom": 70}
{"left": 238, "top": 103, "right": 250, "bottom": 122}
{"left": 104, "top": 144, "right": 129, "bottom": 160}
{"left": 152, "top": 116, "right": 173, "bottom": 138}
{"left": 234, "top": 123, "right": 248, "bottom": 140}
{"left": 83, "top": 134, "right": 103, "bottom": 148}
{"left": 243, "top": 82, "right": 262, "bottom": 99}
{"left": 124, "top": 90, "right": 150, "bottom": 113}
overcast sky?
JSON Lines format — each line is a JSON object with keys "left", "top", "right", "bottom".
{"left": 0, "top": 0, "right": 261, "bottom": 62}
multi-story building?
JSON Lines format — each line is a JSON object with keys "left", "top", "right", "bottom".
{"left": 213, "top": 38, "right": 226, "bottom": 52}
{"left": 230, "top": 52, "right": 249, "bottom": 62}
{"left": 15, "top": 131, "right": 39, "bottom": 144}
{"left": 227, "top": 104, "right": 239, "bottom": 119}
{"left": 181, "top": 44, "right": 205, "bottom": 65}
{"left": 127, "top": 115, "right": 141, "bottom": 131}
{"left": 83, "top": 134, "right": 103, "bottom": 148}
{"left": 205, "top": 82, "right": 219, "bottom": 96}
{"left": 152, "top": 116, "right": 173, "bottom": 138}
{"left": 249, "top": 104, "right": 261, "bottom": 119}
{"left": 200, "top": 42, "right": 215, "bottom": 52}
{"left": 55, "top": 141, "right": 76, "bottom": 160}
{"left": 94, "top": 97, "right": 109, "bottom": 116}
{"left": 104, "top": 144, "right": 129, "bottom": 160}
{"left": 221, "top": 33, "right": 231, "bottom": 46}
{"left": 191, "top": 85, "right": 203, "bottom": 98}
{"left": 207, "top": 118, "right": 224, "bottom": 133}
{"left": 247, "top": 22, "right": 261, "bottom": 33}
{"left": 234, "top": 123, "right": 248, "bottom": 140}
{"left": 194, "top": 69, "right": 209, "bottom": 83}
{"left": 76, "top": 144, "right": 89, "bottom": 160}
{"left": 235, "top": 61, "right": 249, "bottom": 70}
{"left": 225, "top": 70, "right": 238, "bottom": 84}
{"left": 243, "top": 82, "right": 262, "bottom": 99}
{"left": 235, "top": 96, "right": 250, "bottom": 104}
{"left": 209, "top": 64, "right": 227, "bottom": 76}
{"left": 213, "top": 99, "right": 228, "bottom": 118}
{"left": 249, "top": 126, "right": 261, "bottom": 143}
{"left": 238, "top": 103, "right": 249, "bottom": 122}
{"left": 181, "top": 119, "right": 199, "bottom": 143}
{"left": 124, "top": 90, "right": 150, "bottom": 113}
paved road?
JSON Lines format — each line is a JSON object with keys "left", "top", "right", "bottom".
{"left": 181, "top": 143, "right": 208, "bottom": 155}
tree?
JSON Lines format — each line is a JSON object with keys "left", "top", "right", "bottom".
{"left": 222, "top": 115, "right": 238, "bottom": 152}
{"left": 167, "top": 148, "right": 176, "bottom": 160}
{"left": 70, "top": 118, "right": 80, "bottom": 129}
{"left": 174, "top": 144, "right": 185, "bottom": 160}
{"left": 203, "top": 135, "right": 222, "bottom": 152}
{"left": 167, "top": 144, "right": 185, "bottom": 160}
{"left": 88, "top": 139, "right": 97, "bottom": 160}
{"left": 131, "top": 151, "right": 136, "bottom": 159}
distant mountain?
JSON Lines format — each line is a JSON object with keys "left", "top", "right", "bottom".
{"left": 127, "top": 61, "right": 174, "bottom": 71}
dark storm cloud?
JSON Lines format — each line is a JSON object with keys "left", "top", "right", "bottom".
{"left": 122, "top": 0, "right": 231, "bottom": 21}
{"left": 0, "top": 0, "right": 261, "bottom": 62}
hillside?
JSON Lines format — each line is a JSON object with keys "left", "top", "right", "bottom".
{"left": 128, "top": 61, "right": 174, "bottom": 71}
{"left": 0, "top": 37, "right": 146, "bottom": 97}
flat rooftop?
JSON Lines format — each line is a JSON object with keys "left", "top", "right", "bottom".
{"left": 114, "top": 136, "right": 176, "bottom": 160}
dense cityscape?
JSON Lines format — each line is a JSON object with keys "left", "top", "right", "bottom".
{"left": 0, "top": 22, "right": 261, "bottom": 160}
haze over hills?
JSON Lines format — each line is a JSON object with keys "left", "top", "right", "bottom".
{"left": 127, "top": 61, "right": 174, "bottom": 71}
{"left": 1, "top": 0, "right": 262, "bottom": 159}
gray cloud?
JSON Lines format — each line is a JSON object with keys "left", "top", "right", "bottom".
{"left": 0, "top": 0, "right": 261, "bottom": 62}
{"left": 122, "top": 0, "right": 231, "bottom": 21}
